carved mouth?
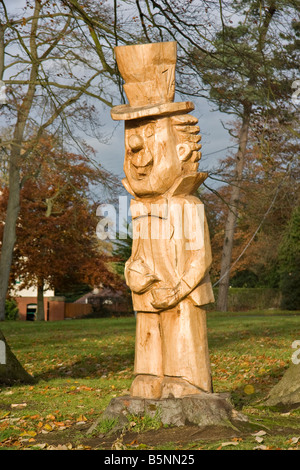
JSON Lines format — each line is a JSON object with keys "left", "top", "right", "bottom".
{"left": 131, "top": 162, "right": 153, "bottom": 180}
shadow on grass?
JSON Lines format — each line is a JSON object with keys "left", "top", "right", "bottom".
{"left": 1, "top": 315, "right": 297, "bottom": 393}
{"left": 34, "top": 350, "right": 135, "bottom": 382}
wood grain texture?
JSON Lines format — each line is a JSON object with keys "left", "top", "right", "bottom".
{"left": 111, "top": 41, "right": 214, "bottom": 399}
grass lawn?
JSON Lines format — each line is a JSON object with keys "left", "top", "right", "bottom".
{"left": 0, "top": 310, "right": 300, "bottom": 450}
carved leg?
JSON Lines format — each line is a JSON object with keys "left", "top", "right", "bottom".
{"left": 130, "top": 302, "right": 212, "bottom": 399}
{"left": 130, "top": 312, "right": 163, "bottom": 399}
{"left": 160, "top": 299, "right": 212, "bottom": 398}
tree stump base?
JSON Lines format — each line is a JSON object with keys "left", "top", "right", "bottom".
{"left": 101, "top": 392, "right": 248, "bottom": 430}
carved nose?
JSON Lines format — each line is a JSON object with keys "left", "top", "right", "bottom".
{"left": 131, "top": 150, "right": 153, "bottom": 168}
{"left": 128, "top": 134, "right": 144, "bottom": 152}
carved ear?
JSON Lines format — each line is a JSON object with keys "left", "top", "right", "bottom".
{"left": 176, "top": 143, "right": 192, "bottom": 161}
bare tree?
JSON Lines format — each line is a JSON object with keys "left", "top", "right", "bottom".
{"left": 0, "top": 0, "right": 132, "bottom": 383}
{"left": 132, "top": 0, "right": 299, "bottom": 310}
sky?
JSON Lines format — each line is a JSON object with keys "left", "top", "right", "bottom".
{"left": 90, "top": 95, "right": 233, "bottom": 185}
{"left": 3, "top": 0, "right": 234, "bottom": 188}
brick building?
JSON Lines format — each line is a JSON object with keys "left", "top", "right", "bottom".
{"left": 12, "top": 284, "right": 91, "bottom": 321}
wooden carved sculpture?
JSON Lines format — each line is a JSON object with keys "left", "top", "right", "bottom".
{"left": 111, "top": 42, "right": 215, "bottom": 399}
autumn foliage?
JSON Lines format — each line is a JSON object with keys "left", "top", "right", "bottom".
{"left": 202, "top": 119, "right": 300, "bottom": 291}
{"left": 0, "top": 134, "right": 123, "bottom": 296}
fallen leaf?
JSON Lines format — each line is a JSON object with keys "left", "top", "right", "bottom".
{"left": 54, "top": 421, "right": 66, "bottom": 427}
{"left": 20, "top": 431, "right": 37, "bottom": 437}
{"left": 252, "top": 430, "right": 267, "bottom": 437}
{"left": 34, "top": 443, "right": 47, "bottom": 449}
{"left": 29, "top": 414, "right": 40, "bottom": 420}
{"left": 255, "top": 436, "right": 264, "bottom": 443}
{"left": 113, "top": 441, "right": 127, "bottom": 450}
{"left": 112, "top": 434, "right": 127, "bottom": 450}
{"left": 244, "top": 384, "right": 255, "bottom": 395}
{"left": 129, "top": 439, "right": 139, "bottom": 446}
{"left": 221, "top": 441, "right": 239, "bottom": 447}
{"left": 11, "top": 403, "right": 27, "bottom": 409}
{"left": 76, "top": 414, "right": 87, "bottom": 422}
{"left": 43, "top": 423, "right": 53, "bottom": 432}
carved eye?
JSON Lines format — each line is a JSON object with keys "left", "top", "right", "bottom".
{"left": 144, "top": 124, "right": 154, "bottom": 138}
{"left": 128, "top": 134, "right": 144, "bottom": 152}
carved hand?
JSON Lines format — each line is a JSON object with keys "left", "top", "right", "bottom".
{"left": 125, "top": 258, "right": 160, "bottom": 294}
{"left": 150, "top": 280, "right": 191, "bottom": 310}
{"left": 150, "top": 287, "right": 178, "bottom": 309}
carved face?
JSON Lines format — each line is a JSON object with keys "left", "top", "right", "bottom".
{"left": 124, "top": 117, "right": 182, "bottom": 197}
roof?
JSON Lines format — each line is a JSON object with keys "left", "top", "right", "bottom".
{"left": 74, "top": 287, "right": 124, "bottom": 304}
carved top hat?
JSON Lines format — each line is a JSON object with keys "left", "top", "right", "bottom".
{"left": 111, "top": 41, "right": 194, "bottom": 121}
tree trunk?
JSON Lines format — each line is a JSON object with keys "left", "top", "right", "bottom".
{"left": 0, "top": 154, "right": 21, "bottom": 321}
{"left": 0, "top": 328, "right": 35, "bottom": 385}
{"left": 216, "top": 4, "right": 276, "bottom": 312}
{"left": 217, "top": 105, "right": 252, "bottom": 311}
{"left": 0, "top": 0, "right": 40, "bottom": 321}
{"left": 0, "top": 1, "right": 41, "bottom": 383}
{"left": 37, "top": 279, "right": 45, "bottom": 321}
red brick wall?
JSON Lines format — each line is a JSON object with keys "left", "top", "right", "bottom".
{"left": 16, "top": 297, "right": 46, "bottom": 321}
{"left": 16, "top": 297, "right": 65, "bottom": 322}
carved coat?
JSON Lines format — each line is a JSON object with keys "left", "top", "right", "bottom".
{"left": 124, "top": 175, "right": 215, "bottom": 312}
